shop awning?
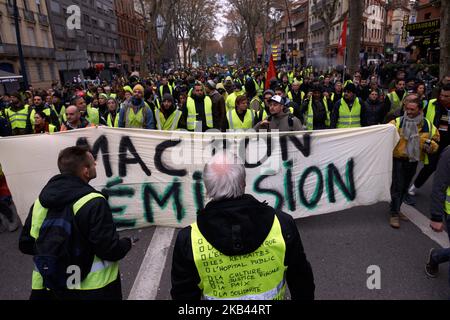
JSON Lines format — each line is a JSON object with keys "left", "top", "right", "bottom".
{"left": 0, "top": 70, "right": 23, "bottom": 83}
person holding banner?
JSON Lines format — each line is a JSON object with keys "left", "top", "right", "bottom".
{"left": 171, "top": 151, "right": 315, "bottom": 300}
{"left": 73, "top": 96, "right": 101, "bottom": 126}
{"left": 19, "top": 146, "right": 133, "bottom": 300}
{"left": 254, "top": 95, "right": 303, "bottom": 132}
{"left": 389, "top": 96, "right": 440, "bottom": 229}
{"left": 60, "top": 106, "right": 95, "bottom": 131}
{"left": 425, "top": 146, "right": 450, "bottom": 281}
{"left": 33, "top": 110, "right": 58, "bottom": 134}
{"left": 0, "top": 164, "right": 18, "bottom": 232}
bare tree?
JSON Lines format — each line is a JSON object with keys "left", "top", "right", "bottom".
{"left": 226, "top": 0, "right": 287, "bottom": 65}
{"left": 173, "top": 0, "right": 218, "bottom": 67}
{"left": 310, "top": 0, "right": 342, "bottom": 66}
{"left": 224, "top": 8, "right": 250, "bottom": 64}
{"left": 347, "top": 0, "right": 364, "bottom": 75}
{"left": 440, "top": 0, "right": 450, "bottom": 78}
{"left": 137, "top": 0, "right": 177, "bottom": 74}
{"left": 228, "top": 0, "right": 265, "bottom": 63}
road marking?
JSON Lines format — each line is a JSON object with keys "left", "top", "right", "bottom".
{"left": 401, "top": 203, "right": 450, "bottom": 248}
{"left": 128, "top": 227, "right": 176, "bottom": 300}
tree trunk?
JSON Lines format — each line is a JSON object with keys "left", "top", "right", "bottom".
{"left": 440, "top": 0, "right": 450, "bottom": 78}
{"left": 347, "top": 1, "right": 364, "bottom": 75}
{"left": 322, "top": 25, "right": 331, "bottom": 68}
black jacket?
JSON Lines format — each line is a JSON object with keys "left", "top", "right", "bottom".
{"left": 361, "top": 98, "right": 388, "bottom": 127}
{"left": 329, "top": 97, "right": 363, "bottom": 129}
{"left": 430, "top": 147, "right": 450, "bottom": 222}
{"left": 425, "top": 100, "right": 449, "bottom": 150}
{"left": 301, "top": 98, "right": 330, "bottom": 130}
{"left": 170, "top": 194, "right": 315, "bottom": 300}
{"left": 19, "top": 175, "right": 131, "bottom": 294}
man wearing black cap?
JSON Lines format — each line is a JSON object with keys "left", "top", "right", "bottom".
{"left": 155, "top": 94, "right": 184, "bottom": 131}
{"left": 205, "top": 80, "right": 226, "bottom": 131}
{"left": 330, "top": 83, "right": 363, "bottom": 129}
{"left": 254, "top": 95, "right": 303, "bottom": 132}
{"left": 301, "top": 86, "right": 331, "bottom": 130}
{"left": 5, "top": 93, "right": 29, "bottom": 136}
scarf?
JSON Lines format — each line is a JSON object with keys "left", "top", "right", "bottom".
{"left": 402, "top": 112, "right": 423, "bottom": 162}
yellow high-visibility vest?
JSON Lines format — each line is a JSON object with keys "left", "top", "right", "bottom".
{"left": 191, "top": 216, "right": 287, "bottom": 300}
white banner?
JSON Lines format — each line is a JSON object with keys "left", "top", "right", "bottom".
{"left": 0, "top": 126, "right": 399, "bottom": 229}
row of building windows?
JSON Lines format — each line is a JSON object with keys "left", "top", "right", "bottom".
{"left": 118, "top": 20, "right": 138, "bottom": 38}
{"left": 0, "top": 24, "right": 52, "bottom": 49}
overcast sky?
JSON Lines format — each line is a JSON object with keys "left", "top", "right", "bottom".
{"left": 215, "top": 0, "right": 228, "bottom": 42}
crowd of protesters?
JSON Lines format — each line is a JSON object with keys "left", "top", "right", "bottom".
{"left": 0, "top": 61, "right": 449, "bottom": 300}
{"left": 0, "top": 63, "right": 449, "bottom": 229}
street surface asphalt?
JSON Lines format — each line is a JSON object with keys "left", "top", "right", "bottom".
{"left": 1, "top": 172, "right": 448, "bottom": 300}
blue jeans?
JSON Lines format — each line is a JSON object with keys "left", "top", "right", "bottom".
{"left": 430, "top": 217, "right": 450, "bottom": 286}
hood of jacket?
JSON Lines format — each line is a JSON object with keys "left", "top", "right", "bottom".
{"left": 39, "top": 174, "right": 98, "bottom": 209}
{"left": 273, "top": 109, "right": 290, "bottom": 119}
{"left": 196, "top": 194, "right": 276, "bottom": 256}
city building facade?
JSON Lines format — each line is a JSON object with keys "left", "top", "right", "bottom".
{"left": 0, "top": 0, "right": 59, "bottom": 90}
{"left": 115, "top": 0, "right": 141, "bottom": 74}
{"left": 46, "top": 0, "right": 119, "bottom": 82}
{"left": 278, "top": 0, "right": 309, "bottom": 66}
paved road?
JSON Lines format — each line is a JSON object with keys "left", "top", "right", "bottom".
{"left": 1, "top": 174, "right": 448, "bottom": 300}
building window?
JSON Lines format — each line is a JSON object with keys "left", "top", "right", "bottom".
{"left": 23, "top": 0, "right": 29, "bottom": 11}
{"left": 36, "top": 62, "right": 44, "bottom": 81}
{"left": 43, "top": 32, "right": 49, "bottom": 47}
{"left": 424, "top": 12, "right": 432, "bottom": 20}
{"left": 49, "top": 62, "right": 56, "bottom": 79}
{"left": 28, "top": 27, "right": 37, "bottom": 46}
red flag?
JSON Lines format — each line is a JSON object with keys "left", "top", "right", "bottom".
{"left": 337, "top": 16, "right": 348, "bottom": 59}
{"left": 265, "top": 54, "right": 277, "bottom": 90}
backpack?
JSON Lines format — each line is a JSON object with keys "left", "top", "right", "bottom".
{"left": 33, "top": 204, "right": 91, "bottom": 291}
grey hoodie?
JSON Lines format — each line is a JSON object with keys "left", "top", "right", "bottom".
{"left": 254, "top": 109, "right": 303, "bottom": 132}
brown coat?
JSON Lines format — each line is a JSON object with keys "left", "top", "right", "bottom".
{"left": 209, "top": 90, "right": 226, "bottom": 131}
{"left": 390, "top": 117, "right": 440, "bottom": 161}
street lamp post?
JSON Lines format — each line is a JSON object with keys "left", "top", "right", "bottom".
{"left": 382, "top": 0, "right": 392, "bottom": 54}
{"left": 13, "top": 0, "right": 29, "bottom": 90}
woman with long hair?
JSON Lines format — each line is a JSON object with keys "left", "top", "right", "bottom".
{"left": 34, "top": 110, "right": 57, "bottom": 134}
{"left": 105, "top": 98, "right": 119, "bottom": 128}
